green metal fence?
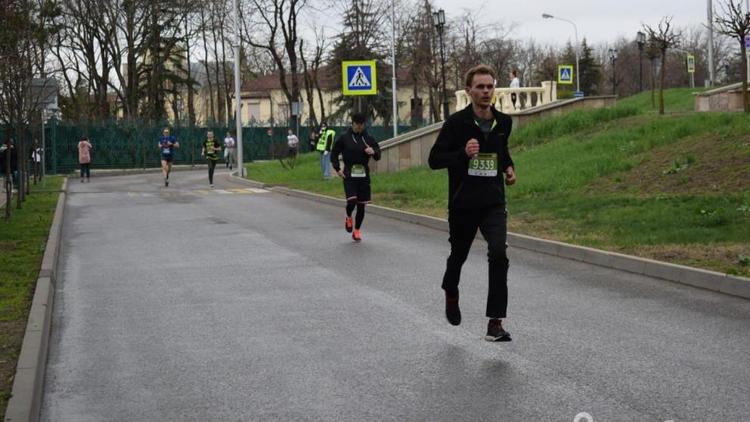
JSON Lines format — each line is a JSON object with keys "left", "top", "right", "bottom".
{"left": 40, "top": 120, "right": 412, "bottom": 174}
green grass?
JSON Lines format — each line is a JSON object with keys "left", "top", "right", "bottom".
{"left": 246, "top": 88, "right": 750, "bottom": 277}
{"left": 511, "top": 112, "right": 749, "bottom": 196}
{"left": 512, "top": 104, "right": 641, "bottom": 150}
{"left": 616, "top": 87, "right": 706, "bottom": 113}
{"left": 0, "top": 176, "right": 64, "bottom": 418}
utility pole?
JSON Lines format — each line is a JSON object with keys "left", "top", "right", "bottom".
{"left": 707, "top": 0, "right": 715, "bottom": 86}
{"left": 391, "top": 0, "right": 397, "bottom": 138}
{"left": 232, "top": 0, "right": 244, "bottom": 176}
{"left": 747, "top": 0, "right": 750, "bottom": 82}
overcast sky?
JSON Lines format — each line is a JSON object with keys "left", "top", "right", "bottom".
{"left": 435, "top": 0, "right": 716, "bottom": 46}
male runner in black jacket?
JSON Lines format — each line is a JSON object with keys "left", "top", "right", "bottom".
{"left": 331, "top": 112, "right": 381, "bottom": 242}
{"left": 428, "top": 64, "right": 517, "bottom": 342}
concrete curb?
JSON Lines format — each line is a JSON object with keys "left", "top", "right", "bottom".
{"left": 228, "top": 173, "right": 750, "bottom": 299}
{"left": 5, "top": 178, "right": 67, "bottom": 422}
{"left": 70, "top": 165, "right": 209, "bottom": 178}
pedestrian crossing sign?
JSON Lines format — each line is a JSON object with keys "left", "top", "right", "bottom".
{"left": 342, "top": 60, "right": 377, "bottom": 96}
{"left": 558, "top": 65, "right": 574, "bottom": 85}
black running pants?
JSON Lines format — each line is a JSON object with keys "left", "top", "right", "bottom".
{"left": 208, "top": 159, "right": 217, "bottom": 184}
{"left": 441, "top": 205, "right": 509, "bottom": 318}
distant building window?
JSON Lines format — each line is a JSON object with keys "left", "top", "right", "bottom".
{"left": 247, "top": 101, "right": 261, "bottom": 124}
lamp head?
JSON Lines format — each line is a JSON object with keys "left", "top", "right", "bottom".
{"left": 542, "top": 13, "right": 553, "bottom": 19}
{"left": 636, "top": 31, "right": 646, "bottom": 44}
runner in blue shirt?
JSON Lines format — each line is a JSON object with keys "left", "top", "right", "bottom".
{"left": 159, "top": 127, "right": 180, "bottom": 187}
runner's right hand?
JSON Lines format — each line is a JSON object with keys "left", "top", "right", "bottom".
{"left": 465, "top": 139, "right": 480, "bottom": 157}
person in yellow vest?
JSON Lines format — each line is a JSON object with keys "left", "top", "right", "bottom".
{"left": 316, "top": 122, "right": 336, "bottom": 179}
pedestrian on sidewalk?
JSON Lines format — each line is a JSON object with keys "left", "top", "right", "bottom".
{"left": 224, "top": 132, "right": 236, "bottom": 170}
{"left": 201, "top": 130, "right": 222, "bottom": 188}
{"left": 428, "top": 64, "right": 517, "bottom": 342}
{"left": 1, "top": 138, "right": 17, "bottom": 188}
{"left": 159, "top": 127, "right": 179, "bottom": 187}
{"left": 78, "top": 136, "right": 93, "bottom": 183}
{"left": 509, "top": 69, "right": 520, "bottom": 110}
{"left": 331, "top": 112, "right": 381, "bottom": 242}
{"left": 287, "top": 128, "right": 299, "bottom": 163}
{"left": 316, "top": 122, "right": 336, "bottom": 179}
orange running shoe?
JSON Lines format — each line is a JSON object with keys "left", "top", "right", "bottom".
{"left": 352, "top": 229, "right": 362, "bottom": 242}
{"left": 345, "top": 216, "right": 353, "bottom": 233}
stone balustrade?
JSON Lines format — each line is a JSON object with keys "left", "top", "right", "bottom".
{"left": 454, "top": 81, "right": 558, "bottom": 114}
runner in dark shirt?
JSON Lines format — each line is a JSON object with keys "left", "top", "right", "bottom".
{"left": 330, "top": 112, "right": 381, "bottom": 242}
{"left": 159, "top": 128, "right": 180, "bottom": 187}
{"left": 428, "top": 64, "right": 517, "bottom": 342}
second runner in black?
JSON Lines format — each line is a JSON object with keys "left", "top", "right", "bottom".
{"left": 331, "top": 112, "right": 381, "bottom": 242}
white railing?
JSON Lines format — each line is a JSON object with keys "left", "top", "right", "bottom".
{"left": 455, "top": 81, "right": 558, "bottom": 113}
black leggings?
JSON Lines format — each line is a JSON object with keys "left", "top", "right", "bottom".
{"left": 80, "top": 163, "right": 90, "bottom": 178}
{"left": 346, "top": 202, "right": 366, "bottom": 229}
{"left": 208, "top": 160, "right": 217, "bottom": 184}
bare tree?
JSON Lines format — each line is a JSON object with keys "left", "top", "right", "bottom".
{"left": 0, "top": 0, "right": 59, "bottom": 213}
{"left": 199, "top": 6, "right": 216, "bottom": 122}
{"left": 299, "top": 27, "right": 328, "bottom": 127}
{"left": 51, "top": 0, "right": 114, "bottom": 121}
{"left": 389, "top": 0, "right": 429, "bottom": 125}
{"left": 241, "top": 0, "right": 307, "bottom": 127}
{"left": 94, "top": 0, "right": 189, "bottom": 121}
{"left": 643, "top": 17, "right": 682, "bottom": 115}
{"left": 714, "top": 0, "right": 750, "bottom": 112}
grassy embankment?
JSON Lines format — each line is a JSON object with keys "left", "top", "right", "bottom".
{"left": 246, "top": 89, "right": 750, "bottom": 277}
{"left": 1, "top": 176, "right": 64, "bottom": 418}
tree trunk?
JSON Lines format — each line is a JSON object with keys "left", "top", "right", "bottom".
{"left": 218, "top": 15, "right": 232, "bottom": 125}
{"left": 185, "top": 25, "right": 195, "bottom": 126}
{"left": 4, "top": 147, "right": 10, "bottom": 220}
{"left": 200, "top": 8, "right": 215, "bottom": 123}
{"left": 299, "top": 42, "right": 317, "bottom": 127}
{"left": 659, "top": 53, "right": 666, "bottom": 115}
{"left": 650, "top": 62, "right": 655, "bottom": 109}
{"left": 210, "top": 5, "right": 224, "bottom": 124}
{"left": 15, "top": 129, "right": 24, "bottom": 209}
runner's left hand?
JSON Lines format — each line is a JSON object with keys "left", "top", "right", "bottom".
{"left": 504, "top": 167, "right": 516, "bottom": 186}
{"left": 364, "top": 147, "right": 374, "bottom": 155}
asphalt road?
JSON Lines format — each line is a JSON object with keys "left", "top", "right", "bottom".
{"left": 41, "top": 169, "right": 750, "bottom": 422}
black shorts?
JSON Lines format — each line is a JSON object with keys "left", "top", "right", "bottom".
{"left": 161, "top": 155, "right": 174, "bottom": 163}
{"left": 344, "top": 178, "right": 371, "bottom": 203}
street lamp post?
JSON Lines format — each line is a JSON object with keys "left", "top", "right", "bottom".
{"left": 391, "top": 0, "right": 397, "bottom": 138}
{"left": 433, "top": 9, "right": 449, "bottom": 120}
{"left": 707, "top": 0, "right": 715, "bottom": 87}
{"left": 609, "top": 48, "right": 618, "bottom": 96}
{"left": 637, "top": 31, "right": 646, "bottom": 92}
{"left": 232, "top": 0, "right": 244, "bottom": 177}
{"left": 543, "top": 13, "right": 580, "bottom": 95}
